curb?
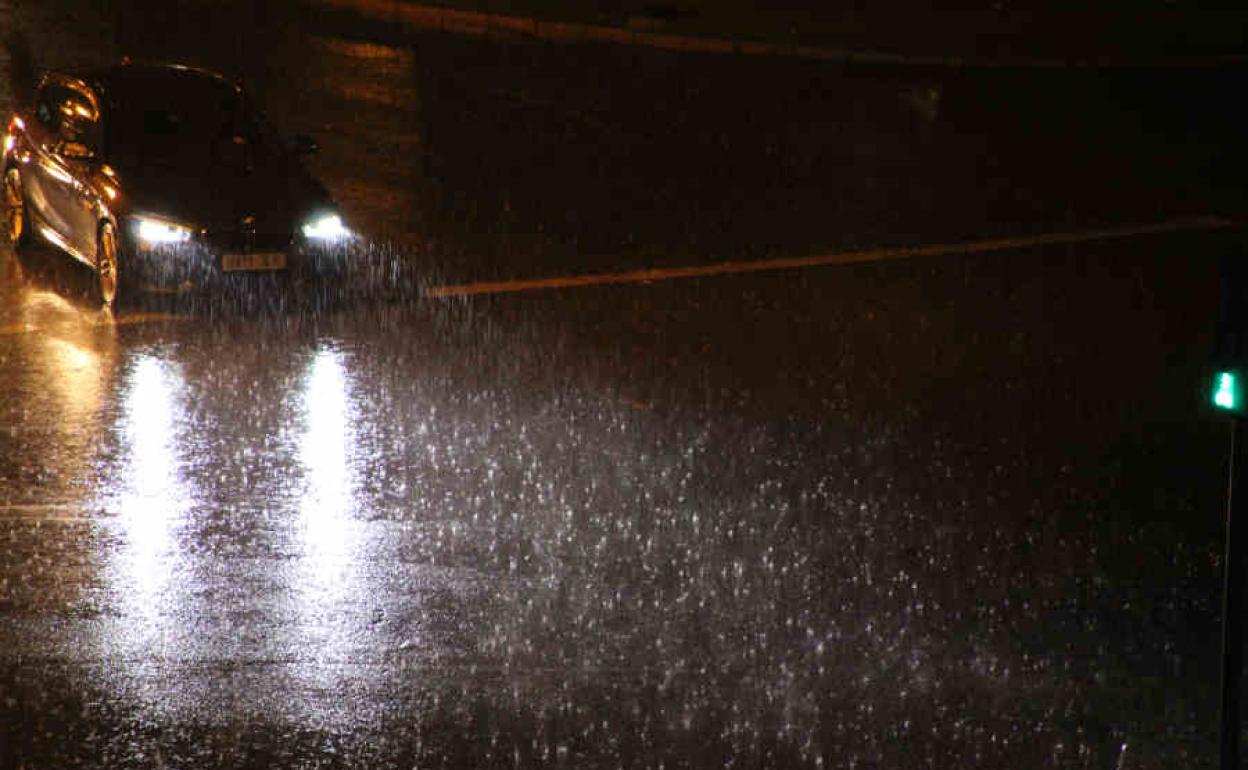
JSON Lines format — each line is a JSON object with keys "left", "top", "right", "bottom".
{"left": 312, "top": 0, "right": 1248, "bottom": 68}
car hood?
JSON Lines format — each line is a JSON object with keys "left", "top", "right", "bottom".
{"left": 115, "top": 155, "right": 335, "bottom": 234}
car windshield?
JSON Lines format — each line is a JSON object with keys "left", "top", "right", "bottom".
{"left": 103, "top": 70, "right": 277, "bottom": 173}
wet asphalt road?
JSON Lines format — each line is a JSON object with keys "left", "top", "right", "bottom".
{"left": 1, "top": 1, "right": 1247, "bottom": 767}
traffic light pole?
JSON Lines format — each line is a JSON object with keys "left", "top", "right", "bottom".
{"left": 1222, "top": 417, "right": 1248, "bottom": 770}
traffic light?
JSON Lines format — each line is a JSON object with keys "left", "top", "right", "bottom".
{"left": 1214, "top": 370, "right": 1245, "bottom": 413}
{"left": 1213, "top": 238, "right": 1248, "bottom": 416}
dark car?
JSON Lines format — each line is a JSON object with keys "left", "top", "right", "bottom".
{"left": 2, "top": 61, "right": 351, "bottom": 306}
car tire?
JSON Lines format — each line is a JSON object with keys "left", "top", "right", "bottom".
{"left": 97, "top": 221, "right": 121, "bottom": 308}
{"left": 3, "top": 166, "right": 31, "bottom": 248}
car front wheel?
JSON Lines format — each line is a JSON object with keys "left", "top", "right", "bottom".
{"left": 3, "top": 167, "right": 30, "bottom": 247}
{"left": 97, "top": 222, "right": 120, "bottom": 307}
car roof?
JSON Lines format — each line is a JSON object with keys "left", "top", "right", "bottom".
{"left": 61, "top": 62, "right": 241, "bottom": 106}
{"left": 100, "top": 61, "right": 237, "bottom": 90}
{"left": 32, "top": 63, "right": 244, "bottom": 123}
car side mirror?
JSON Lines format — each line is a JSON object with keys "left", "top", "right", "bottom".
{"left": 290, "top": 134, "right": 319, "bottom": 156}
{"left": 58, "top": 140, "right": 96, "bottom": 162}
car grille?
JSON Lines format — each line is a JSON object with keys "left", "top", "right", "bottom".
{"left": 206, "top": 228, "right": 294, "bottom": 253}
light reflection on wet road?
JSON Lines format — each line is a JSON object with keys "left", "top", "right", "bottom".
{"left": 292, "top": 346, "right": 374, "bottom": 704}
{"left": 110, "top": 354, "right": 186, "bottom": 654}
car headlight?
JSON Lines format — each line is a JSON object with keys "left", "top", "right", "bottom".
{"left": 133, "top": 215, "right": 193, "bottom": 245}
{"left": 301, "top": 213, "right": 350, "bottom": 242}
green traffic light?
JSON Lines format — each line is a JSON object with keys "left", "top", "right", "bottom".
{"left": 1215, "top": 371, "right": 1241, "bottom": 411}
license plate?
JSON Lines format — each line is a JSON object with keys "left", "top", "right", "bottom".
{"left": 221, "top": 251, "right": 286, "bottom": 272}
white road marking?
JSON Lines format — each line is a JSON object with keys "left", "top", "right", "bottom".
{"left": 425, "top": 216, "right": 1235, "bottom": 299}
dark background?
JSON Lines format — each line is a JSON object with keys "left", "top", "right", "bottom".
{"left": 1, "top": 1, "right": 1246, "bottom": 767}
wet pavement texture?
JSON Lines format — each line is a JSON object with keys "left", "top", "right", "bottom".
{"left": 0, "top": 1, "right": 1245, "bottom": 768}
